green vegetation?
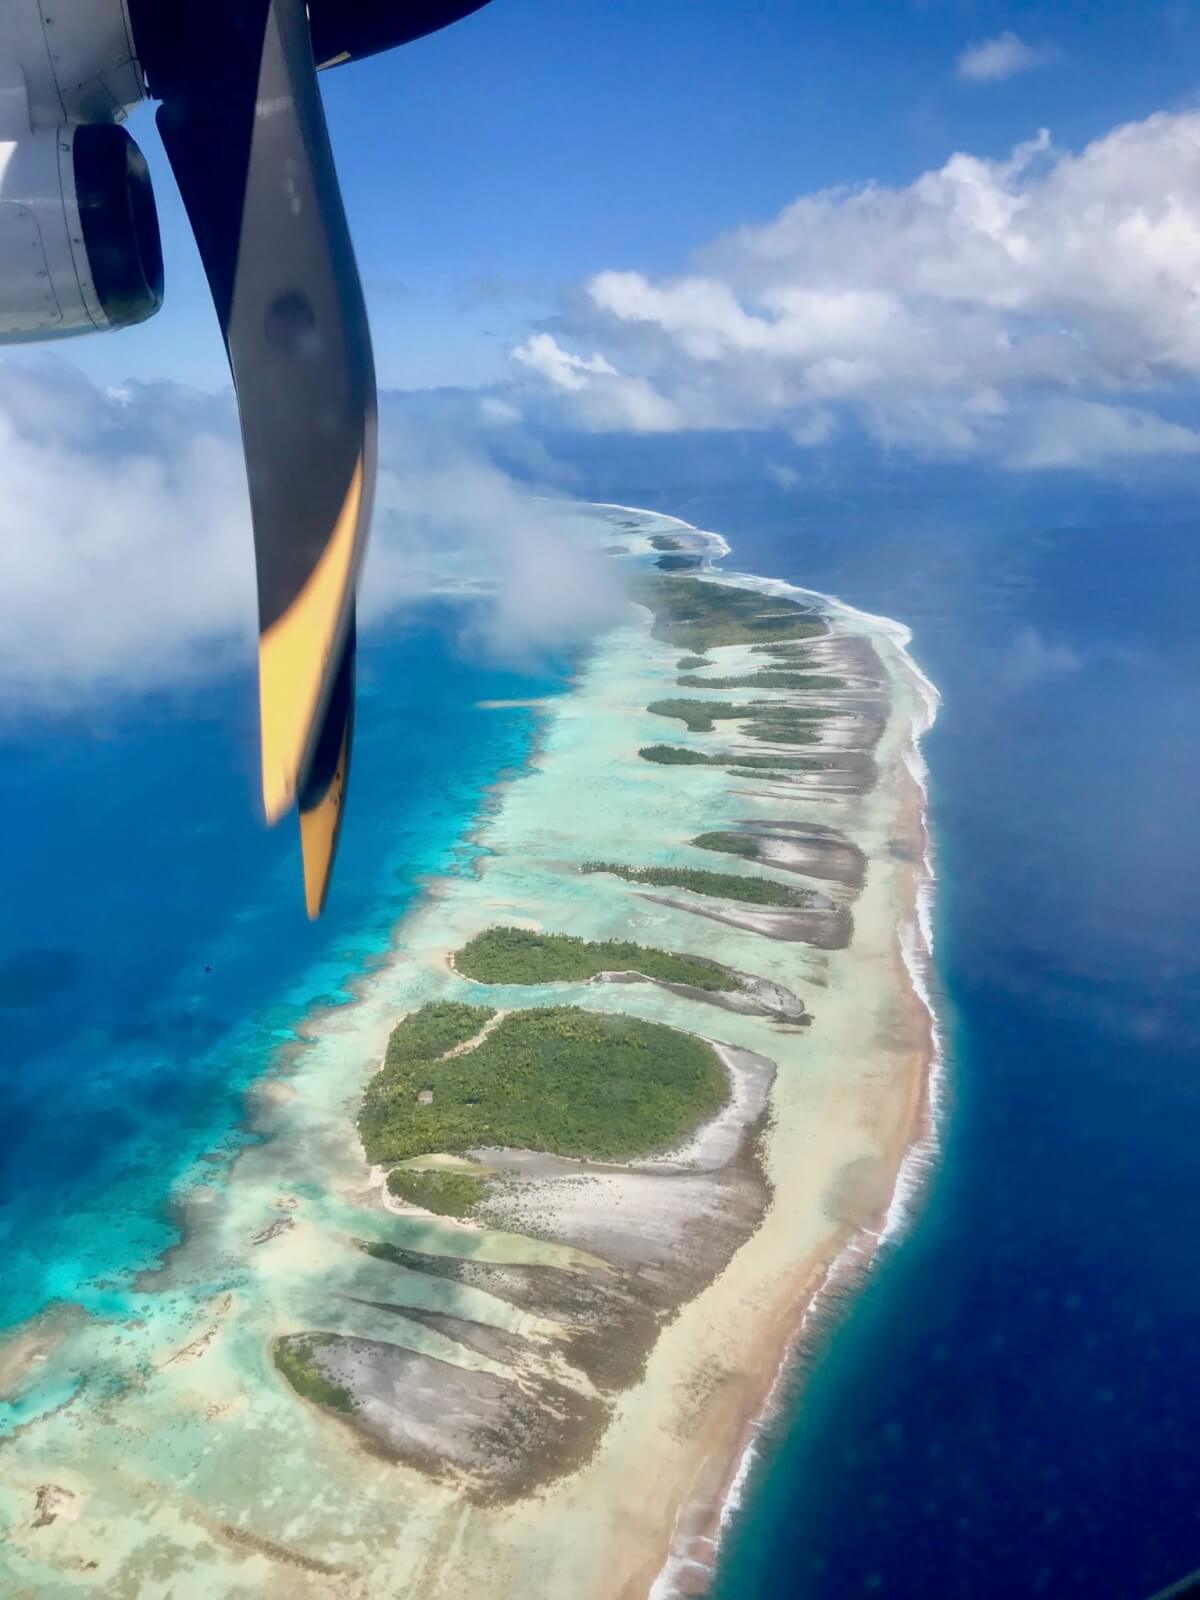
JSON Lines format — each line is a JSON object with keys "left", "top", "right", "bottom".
{"left": 275, "top": 1336, "right": 355, "bottom": 1412}
{"left": 360, "top": 1239, "right": 412, "bottom": 1267}
{"left": 647, "top": 699, "right": 830, "bottom": 742}
{"left": 638, "top": 744, "right": 714, "bottom": 765}
{"left": 360, "top": 1004, "right": 726, "bottom": 1166}
{"left": 757, "top": 672, "right": 844, "bottom": 690}
{"left": 746, "top": 720, "right": 821, "bottom": 746}
{"left": 691, "top": 831, "right": 760, "bottom": 861}
{"left": 637, "top": 744, "right": 825, "bottom": 771}
{"left": 386, "top": 1165, "right": 487, "bottom": 1216}
{"left": 728, "top": 766, "right": 814, "bottom": 779}
{"left": 647, "top": 698, "right": 749, "bottom": 732}
{"left": 721, "top": 752, "right": 826, "bottom": 770}
{"left": 649, "top": 534, "right": 683, "bottom": 551}
{"left": 677, "top": 656, "right": 713, "bottom": 670}
{"left": 677, "top": 672, "right": 844, "bottom": 691}
{"left": 581, "top": 861, "right": 813, "bottom": 908}
{"left": 454, "top": 925, "right": 739, "bottom": 991}
{"left": 751, "top": 642, "right": 817, "bottom": 657}
{"left": 633, "top": 574, "right": 824, "bottom": 652}
{"left": 382, "top": 1000, "right": 496, "bottom": 1064}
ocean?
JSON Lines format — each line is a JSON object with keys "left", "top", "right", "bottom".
{"left": 697, "top": 494, "right": 1200, "bottom": 1599}
{"left": 0, "top": 607, "right": 565, "bottom": 1355}
{"left": 3, "top": 492, "right": 1198, "bottom": 1597}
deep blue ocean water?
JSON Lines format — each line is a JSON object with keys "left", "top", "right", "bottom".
{"left": 0, "top": 604, "right": 564, "bottom": 1337}
{"left": 690, "top": 495, "right": 1200, "bottom": 1599}
{"left": 3, "top": 490, "right": 1199, "bottom": 1597}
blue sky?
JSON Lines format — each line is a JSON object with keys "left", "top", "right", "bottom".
{"left": 58, "top": 0, "right": 1200, "bottom": 393}
{"left": 8, "top": 0, "right": 1200, "bottom": 710}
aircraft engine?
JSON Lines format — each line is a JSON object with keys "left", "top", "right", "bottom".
{"left": 0, "top": 122, "right": 162, "bottom": 338}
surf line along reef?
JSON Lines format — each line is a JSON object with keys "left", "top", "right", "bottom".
{"left": 0, "top": 508, "right": 939, "bottom": 1600}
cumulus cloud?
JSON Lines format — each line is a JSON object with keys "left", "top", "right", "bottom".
{"left": 512, "top": 331, "right": 618, "bottom": 391}
{"left": 955, "top": 31, "right": 1056, "bottom": 83}
{"left": 511, "top": 111, "right": 1200, "bottom": 470}
{"left": 0, "top": 363, "right": 255, "bottom": 707}
{"left": 512, "top": 331, "right": 680, "bottom": 432}
{"left": 1009, "top": 399, "right": 1200, "bottom": 470}
{"left": 0, "top": 360, "right": 622, "bottom": 711}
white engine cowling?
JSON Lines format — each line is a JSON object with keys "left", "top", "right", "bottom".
{"left": 0, "top": 121, "right": 161, "bottom": 336}
{"left": 0, "top": 0, "right": 145, "bottom": 128}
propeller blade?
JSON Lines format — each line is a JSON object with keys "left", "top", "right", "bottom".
{"left": 308, "top": 1, "right": 493, "bottom": 70}
{"left": 298, "top": 613, "right": 355, "bottom": 920}
{"left": 133, "top": 0, "right": 376, "bottom": 849}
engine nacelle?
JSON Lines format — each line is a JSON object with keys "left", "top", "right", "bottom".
{"left": 0, "top": 0, "right": 145, "bottom": 129}
{"left": 0, "top": 122, "right": 162, "bottom": 337}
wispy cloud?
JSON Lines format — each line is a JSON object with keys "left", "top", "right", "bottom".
{"left": 765, "top": 462, "right": 800, "bottom": 490}
{"left": 0, "top": 362, "right": 622, "bottom": 712}
{"left": 512, "top": 331, "right": 681, "bottom": 432}
{"left": 510, "top": 111, "right": 1200, "bottom": 471}
{"left": 955, "top": 31, "right": 1057, "bottom": 84}
{"left": 1008, "top": 400, "right": 1200, "bottom": 470}
{"left": 1000, "top": 627, "right": 1083, "bottom": 693}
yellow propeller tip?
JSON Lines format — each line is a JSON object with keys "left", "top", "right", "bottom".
{"left": 298, "top": 725, "right": 350, "bottom": 920}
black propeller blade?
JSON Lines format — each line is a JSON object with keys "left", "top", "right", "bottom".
{"left": 129, "top": 0, "right": 375, "bottom": 917}
{"left": 307, "top": 1, "right": 493, "bottom": 69}
{"left": 298, "top": 616, "right": 355, "bottom": 919}
{"left": 127, "top": 0, "right": 494, "bottom": 915}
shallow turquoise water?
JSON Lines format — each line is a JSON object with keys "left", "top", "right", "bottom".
{"left": 0, "top": 603, "right": 566, "bottom": 1335}
{"left": 6, "top": 495, "right": 1199, "bottom": 1598}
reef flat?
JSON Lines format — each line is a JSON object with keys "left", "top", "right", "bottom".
{"left": 0, "top": 506, "right": 938, "bottom": 1600}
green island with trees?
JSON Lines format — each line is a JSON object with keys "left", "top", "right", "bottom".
{"left": 358, "top": 1003, "right": 727, "bottom": 1179}
{"left": 454, "top": 925, "right": 741, "bottom": 991}
{"left": 751, "top": 641, "right": 820, "bottom": 657}
{"left": 647, "top": 698, "right": 831, "bottom": 742}
{"left": 676, "top": 671, "right": 845, "bottom": 692}
{"left": 676, "top": 655, "right": 713, "bottom": 670}
{"left": 646, "top": 698, "right": 754, "bottom": 732}
{"left": 274, "top": 1335, "right": 355, "bottom": 1412}
{"left": 637, "top": 744, "right": 826, "bottom": 771}
{"left": 690, "top": 831, "right": 762, "bottom": 861}
{"left": 580, "top": 860, "right": 815, "bottom": 908}
{"left": 386, "top": 1166, "right": 488, "bottom": 1214}
{"left": 633, "top": 573, "right": 825, "bottom": 652}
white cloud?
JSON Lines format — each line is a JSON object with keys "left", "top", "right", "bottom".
{"left": 512, "top": 331, "right": 617, "bottom": 391}
{"left": 956, "top": 31, "right": 1057, "bottom": 84}
{"left": 0, "top": 365, "right": 255, "bottom": 707}
{"left": 364, "top": 435, "right": 624, "bottom": 661}
{"left": 511, "top": 111, "right": 1200, "bottom": 469}
{"left": 1009, "top": 399, "right": 1200, "bottom": 469}
{"left": 511, "top": 331, "right": 681, "bottom": 432}
{"left": 790, "top": 409, "right": 837, "bottom": 447}
{"left": 0, "top": 361, "right": 623, "bottom": 711}
{"left": 1001, "top": 627, "right": 1083, "bottom": 693}
{"left": 477, "top": 395, "right": 521, "bottom": 426}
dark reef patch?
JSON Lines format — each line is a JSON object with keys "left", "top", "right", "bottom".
{"left": 0, "top": 948, "right": 83, "bottom": 1010}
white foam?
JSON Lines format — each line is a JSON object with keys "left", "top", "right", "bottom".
{"left": 587, "top": 501, "right": 734, "bottom": 563}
